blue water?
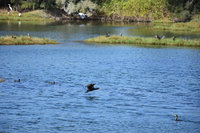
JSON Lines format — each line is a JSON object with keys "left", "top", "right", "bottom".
{"left": 0, "top": 21, "right": 200, "bottom": 133}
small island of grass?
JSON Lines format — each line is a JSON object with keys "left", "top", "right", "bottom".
{"left": 0, "top": 35, "right": 58, "bottom": 45}
{"left": 84, "top": 36, "right": 200, "bottom": 47}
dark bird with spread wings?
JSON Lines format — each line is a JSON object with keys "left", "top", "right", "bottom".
{"left": 86, "top": 84, "right": 100, "bottom": 93}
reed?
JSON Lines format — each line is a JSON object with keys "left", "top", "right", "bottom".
{"left": 0, "top": 35, "right": 58, "bottom": 45}
{"left": 85, "top": 36, "right": 200, "bottom": 47}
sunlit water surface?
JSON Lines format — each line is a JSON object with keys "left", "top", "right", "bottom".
{"left": 0, "top": 21, "right": 200, "bottom": 133}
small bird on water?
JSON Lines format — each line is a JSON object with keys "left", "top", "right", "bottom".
{"left": 14, "top": 79, "right": 20, "bottom": 82}
{"left": 173, "top": 114, "right": 181, "bottom": 121}
{"left": 48, "top": 81, "right": 56, "bottom": 84}
{"left": 86, "top": 84, "right": 100, "bottom": 93}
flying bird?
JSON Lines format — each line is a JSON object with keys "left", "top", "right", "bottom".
{"left": 78, "top": 13, "right": 86, "bottom": 19}
{"left": 86, "top": 84, "right": 99, "bottom": 93}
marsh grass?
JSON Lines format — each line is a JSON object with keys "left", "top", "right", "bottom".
{"left": 0, "top": 35, "right": 58, "bottom": 45}
{"left": 0, "top": 10, "right": 54, "bottom": 22}
{"left": 85, "top": 36, "right": 200, "bottom": 47}
{"left": 153, "top": 22, "right": 200, "bottom": 32}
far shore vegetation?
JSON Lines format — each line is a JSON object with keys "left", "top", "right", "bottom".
{"left": 152, "top": 15, "right": 200, "bottom": 33}
{"left": 0, "top": 10, "right": 54, "bottom": 22}
{"left": 0, "top": 35, "right": 58, "bottom": 45}
{"left": 84, "top": 36, "right": 200, "bottom": 47}
{"left": 0, "top": 0, "right": 199, "bottom": 36}
{"left": 0, "top": 0, "right": 199, "bottom": 22}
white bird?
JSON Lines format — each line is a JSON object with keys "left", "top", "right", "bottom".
{"left": 18, "top": 13, "right": 21, "bottom": 17}
{"left": 78, "top": 13, "right": 86, "bottom": 19}
{"left": 8, "top": 4, "right": 13, "bottom": 11}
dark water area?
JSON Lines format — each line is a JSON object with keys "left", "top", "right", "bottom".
{"left": 0, "top": 21, "right": 200, "bottom": 133}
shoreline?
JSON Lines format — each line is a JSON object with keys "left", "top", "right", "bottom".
{"left": 0, "top": 9, "right": 197, "bottom": 22}
{"left": 1, "top": 9, "right": 199, "bottom": 34}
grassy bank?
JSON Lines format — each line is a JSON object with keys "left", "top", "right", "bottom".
{"left": 0, "top": 10, "right": 54, "bottom": 22}
{"left": 153, "top": 22, "right": 200, "bottom": 32}
{"left": 85, "top": 36, "right": 200, "bottom": 47}
{"left": 152, "top": 14, "right": 200, "bottom": 32}
{"left": 0, "top": 35, "right": 58, "bottom": 45}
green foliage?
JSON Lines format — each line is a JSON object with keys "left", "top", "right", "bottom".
{"left": 64, "top": 1, "right": 76, "bottom": 14}
{"left": 65, "top": 0, "right": 97, "bottom": 16}
{"left": 55, "top": 0, "right": 66, "bottom": 8}
{"left": 168, "top": 0, "right": 200, "bottom": 19}
{"left": 2, "top": 0, "right": 200, "bottom": 21}
{"left": 191, "top": 14, "right": 200, "bottom": 22}
{"left": 101, "top": 0, "right": 169, "bottom": 19}
{"left": 21, "top": 1, "right": 34, "bottom": 10}
{"left": 10, "top": 0, "right": 21, "bottom": 5}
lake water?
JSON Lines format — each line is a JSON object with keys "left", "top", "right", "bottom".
{"left": 0, "top": 21, "right": 200, "bottom": 133}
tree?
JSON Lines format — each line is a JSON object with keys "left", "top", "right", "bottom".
{"left": 55, "top": 0, "right": 66, "bottom": 8}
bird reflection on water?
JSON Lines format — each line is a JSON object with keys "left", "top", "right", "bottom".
{"left": 86, "top": 96, "right": 97, "bottom": 101}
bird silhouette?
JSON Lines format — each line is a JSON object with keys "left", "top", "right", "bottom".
{"left": 8, "top": 4, "right": 13, "bottom": 11}
{"left": 86, "top": 84, "right": 99, "bottom": 93}
{"left": 161, "top": 35, "right": 165, "bottom": 39}
{"left": 155, "top": 35, "right": 161, "bottom": 40}
{"left": 48, "top": 81, "right": 56, "bottom": 84}
{"left": 173, "top": 114, "right": 182, "bottom": 121}
{"left": 12, "top": 36, "right": 16, "bottom": 39}
{"left": 14, "top": 79, "right": 20, "bottom": 82}
{"left": 173, "top": 36, "right": 176, "bottom": 41}
{"left": 106, "top": 32, "right": 110, "bottom": 37}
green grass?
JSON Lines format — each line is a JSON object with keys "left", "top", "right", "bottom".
{"left": 0, "top": 35, "right": 58, "bottom": 45}
{"left": 153, "top": 22, "right": 200, "bottom": 32}
{"left": 84, "top": 35, "right": 200, "bottom": 47}
{"left": 0, "top": 10, "right": 54, "bottom": 22}
{"left": 191, "top": 14, "right": 200, "bottom": 22}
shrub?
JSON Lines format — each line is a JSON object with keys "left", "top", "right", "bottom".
{"left": 101, "top": 0, "right": 169, "bottom": 19}
{"left": 64, "top": 0, "right": 97, "bottom": 16}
